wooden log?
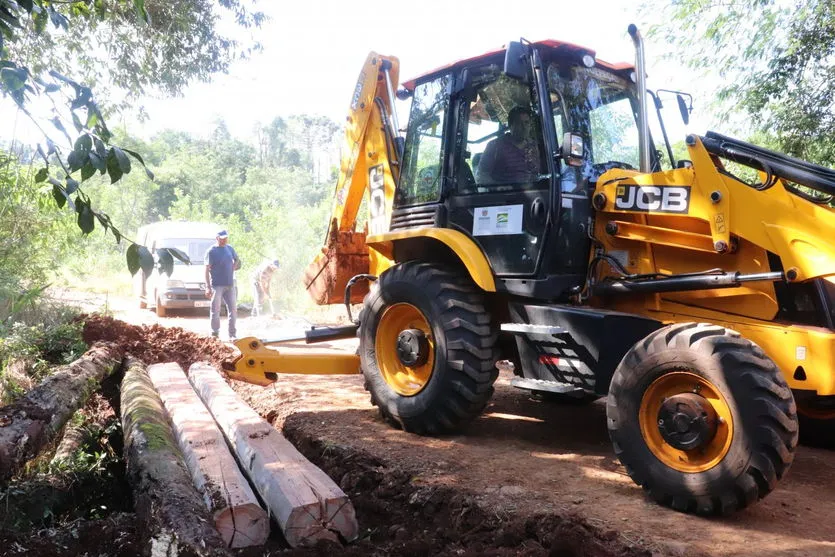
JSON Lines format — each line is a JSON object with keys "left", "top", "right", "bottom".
{"left": 121, "top": 357, "right": 227, "bottom": 556}
{"left": 0, "top": 342, "right": 121, "bottom": 482}
{"left": 51, "top": 419, "right": 89, "bottom": 464}
{"left": 188, "top": 362, "right": 359, "bottom": 547}
{"left": 0, "top": 357, "right": 35, "bottom": 403}
{"left": 148, "top": 362, "right": 269, "bottom": 548}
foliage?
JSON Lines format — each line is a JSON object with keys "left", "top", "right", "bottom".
{"left": 650, "top": 0, "right": 834, "bottom": 166}
{"left": 0, "top": 418, "right": 126, "bottom": 530}
{"left": 2, "top": 0, "right": 265, "bottom": 110}
{"left": 0, "top": 318, "right": 87, "bottom": 380}
{"left": 0, "top": 0, "right": 265, "bottom": 280}
{"left": 0, "top": 153, "right": 80, "bottom": 321}
{"left": 57, "top": 113, "right": 342, "bottom": 311}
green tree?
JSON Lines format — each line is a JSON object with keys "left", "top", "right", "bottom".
{"left": 4, "top": 0, "right": 265, "bottom": 111}
{"left": 651, "top": 0, "right": 834, "bottom": 165}
{"left": 0, "top": 0, "right": 264, "bottom": 277}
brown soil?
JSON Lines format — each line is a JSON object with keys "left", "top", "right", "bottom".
{"left": 4, "top": 311, "right": 835, "bottom": 556}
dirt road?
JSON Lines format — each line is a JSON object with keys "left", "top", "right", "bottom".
{"left": 74, "top": 290, "right": 835, "bottom": 557}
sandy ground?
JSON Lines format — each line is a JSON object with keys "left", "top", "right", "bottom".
{"left": 68, "top": 288, "right": 835, "bottom": 557}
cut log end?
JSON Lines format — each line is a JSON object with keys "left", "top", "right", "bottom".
{"left": 214, "top": 503, "right": 271, "bottom": 549}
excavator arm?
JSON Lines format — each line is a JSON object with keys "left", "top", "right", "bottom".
{"left": 303, "top": 52, "right": 402, "bottom": 306}
{"left": 226, "top": 53, "right": 402, "bottom": 386}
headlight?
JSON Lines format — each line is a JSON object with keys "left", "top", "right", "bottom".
{"left": 166, "top": 280, "right": 185, "bottom": 288}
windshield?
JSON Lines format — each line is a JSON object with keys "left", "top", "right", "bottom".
{"left": 547, "top": 63, "right": 640, "bottom": 177}
{"left": 157, "top": 238, "right": 215, "bottom": 265}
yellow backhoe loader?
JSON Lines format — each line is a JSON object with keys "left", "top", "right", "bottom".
{"left": 227, "top": 25, "right": 835, "bottom": 515}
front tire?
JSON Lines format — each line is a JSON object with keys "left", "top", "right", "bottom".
{"left": 360, "top": 262, "right": 498, "bottom": 434}
{"left": 607, "top": 322, "right": 797, "bottom": 515}
{"left": 155, "top": 296, "right": 167, "bottom": 317}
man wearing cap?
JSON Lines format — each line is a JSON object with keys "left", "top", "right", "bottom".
{"left": 204, "top": 230, "right": 242, "bottom": 339}
{"left": 251, "top": 258, "right": 280, "bottom": 317}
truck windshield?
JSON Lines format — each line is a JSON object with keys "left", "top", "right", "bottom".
{"left": 547, "top": 63, "right": 640, "bottom": 172}
{"left": 158, "top": 238, "right": 215, "bottom": 265}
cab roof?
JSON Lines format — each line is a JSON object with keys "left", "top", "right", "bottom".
{"left": 401, "top": 39, "right": 633, "bottom": 91}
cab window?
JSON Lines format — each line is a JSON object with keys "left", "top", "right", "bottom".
{"left": 458, "top": 72, "right": 546, "bottom": 193}
{"left": 397, "top": 75, "right": 449, "bottom": 206}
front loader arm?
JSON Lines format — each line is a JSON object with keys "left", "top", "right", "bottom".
{"left": 223, "top": 337, "right": 360, "bottom": 386}
{"left": 304, "top": 52, "right": 401, "bottom": 305}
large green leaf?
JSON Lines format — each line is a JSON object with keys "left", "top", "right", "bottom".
{"left": 34, "top": 167, "right": 48, "bottom": 183}
{"left": 123, "top": 147, "right": 154, "bottom": 180}
{"left": 166, "top": 247, "right": 190, "bottom": 265}
{"left": 65, "top": 176, "right": 79, "bottom": 195}
{"left": 88, "top": 151, "right": 105, "bottom": 173}
{"left": 112, "top": 146, "right": 132, "bottom": 173}
{"left": 0, "top": 67, "right": 25, "bottom": 91}
{"left": 93, "top": 137, "right": 107, "bottom": 157}
{"left": 74, "top": 134, "right": 92, "bottom": 154}
{"left": 80, "top": 162, "right": 95, "bottom": 181}
{"left": 156, "top": 249, "right": 174, "bottom": 277}
{"left": 106, "top": 150, "right": 123, "bottom": 183}
{"left": 76, "top": 201, "right": 95, "bottom": 234}
{"left": 67, "top": 149, "right": 87, "bottom": 171}
{"left": 51, "top": 184, "right": 66, "bottom": 208}
{"left": 126, "top": 243, "right": 141, "bottom": 276}
{"left": 138, "top": 245, "right": 154, "bottom": 276}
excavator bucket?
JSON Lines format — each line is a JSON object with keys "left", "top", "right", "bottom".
{"left": 304, "top": 227, "right": 369, "bottom": 305}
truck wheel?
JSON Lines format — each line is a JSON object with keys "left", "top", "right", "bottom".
{"left": 360, "top": 261, "right": 498, "bottom": 434}
{"left": 155, "top": 297, "right": 167, "bottom": 317}
{"left": 607, "top": 322, "right": 798, "bottom": 515}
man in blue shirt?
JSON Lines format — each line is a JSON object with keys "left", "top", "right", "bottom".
{"left": 204, "top": 229, "right": 241, "bottom": 339}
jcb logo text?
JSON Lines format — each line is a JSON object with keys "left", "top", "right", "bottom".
{"left": 614, "top": 185, "right": 691, "bottom": 214}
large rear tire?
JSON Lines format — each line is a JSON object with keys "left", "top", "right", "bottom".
{"left": 607, "top": 322, "right": 798, "bottom": 515}
{"left": 360, "top": 262, "right": 498, "bottom": 434}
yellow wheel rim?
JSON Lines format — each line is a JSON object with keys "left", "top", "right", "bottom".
{"left": 376, "top": 303, "right": 435, "bottom": 396}
{"left": 639, "top": 371, "right": 734, "bottom": 473}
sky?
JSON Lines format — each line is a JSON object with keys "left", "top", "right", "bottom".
{"left": 2, "top": 0, "right": 715, "bottom": 147}
{"left": 125, "top": 0, "right": 711, "bottom": 142}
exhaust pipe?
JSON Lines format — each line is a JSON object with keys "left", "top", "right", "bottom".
{"left": 628, "top": 24, "right": 651, "bottom": 173}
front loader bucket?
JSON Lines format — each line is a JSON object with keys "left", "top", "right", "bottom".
{"left": 304, "top": 229, "right": 369, "bottom": 305}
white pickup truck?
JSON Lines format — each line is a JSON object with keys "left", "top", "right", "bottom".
{"left": 133, "top": 221, "right": 222, "bottom": 316}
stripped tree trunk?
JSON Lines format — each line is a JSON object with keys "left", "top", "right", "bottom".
{"left": 148, "top": 362, "right": 269, "bottom": 548}
{"left": 121, "top": 357, "right": 227, "bottom": 557}
{"left": 0, "top": 342, "right": 121, "bottom": 482}
{"left": 188, "top": 362, "right": 359, "bottom": 547}
{"left": 51, "top": 419, "right": 90, "bottom": 464}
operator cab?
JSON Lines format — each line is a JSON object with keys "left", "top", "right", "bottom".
{"left": 393, "top": 40, "right": 654, "bottom": 300}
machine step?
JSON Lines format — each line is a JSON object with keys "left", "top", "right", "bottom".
{"left": 510, "top": 377, "right": 588, "bottom": 396}
{"left": 500, "top": 323, "right": 565, "bottom": 336}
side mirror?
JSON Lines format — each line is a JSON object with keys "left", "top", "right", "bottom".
{"left": 677, "top": 94, "right": 690, "bottom": 125}
{"left": 561, "top": 132, "right": 584, "bottom": 167}
{"left": 504, "top": 41, "right": 529, "bottom": 83}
